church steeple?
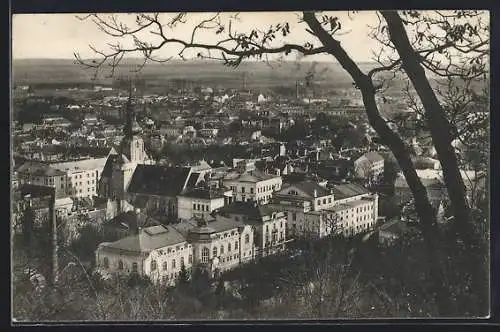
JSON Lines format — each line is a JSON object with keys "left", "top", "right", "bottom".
{"left": 123, "top": 80, "right": 142, "bottom": 138}
{"left": 124, "top": 80, "right": 134, "bottom": 138}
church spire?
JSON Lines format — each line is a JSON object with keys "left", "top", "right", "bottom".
{"left": 124, "top": 80, "right": 134, "bottom": 138}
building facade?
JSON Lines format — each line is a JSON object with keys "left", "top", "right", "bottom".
{"left": 51, "top": 158, "right": 107, "bottom": 199}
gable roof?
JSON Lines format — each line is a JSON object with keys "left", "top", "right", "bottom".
{"left": 331, "top": 183, "right": 370, "bottom": 199}
{"left": 101, "top": 225, "right": 187, "bottom": 254}
{"left": 127, "top": 165, "right": 191, "bottom": 196}
{"left": 103, "top": 210, "right": 162, "bottom": 233}
{"left": 224, "top": 169, "right": 280, "bottom": 183}
{"left": 217, "top": 201, "right": 280, "bottom": 219}
{"left": 179, "top": 187, "right": 226, "bottom": 200}
{"left": 356, "top": 151, "right": 384, "bottom": 164}
{"left": 17, "top": 161, "right": 66, "bottom": 177}
{"left": 279, "top": 180, "right": 330, "bottom": 198}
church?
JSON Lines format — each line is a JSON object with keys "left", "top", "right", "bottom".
{"left": 98, "top": 84, "right": 153, "bottom": 204}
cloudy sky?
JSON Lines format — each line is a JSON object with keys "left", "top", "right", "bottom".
{"left": 12, "top": 11, "right": 383, "bottom": 62}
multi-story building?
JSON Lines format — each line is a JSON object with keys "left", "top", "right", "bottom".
{"left": 223, "top": 166, "right": 282, "bottom": 205}
{"left": 51, "top": 157, "right": 107, "bottom": 199}
{"left": 96, "top": 215, "right": 256, "bottom": 283}
{"left": 176, "top": 187, "right": 231, "bottom": 221}
{"left": 126, "top": 165, "right": 204, "bottom": 221}
{"left": 217, "top": 202, "right": 287, "bottom": 257}
{"left": 271, "top": 181, "right": 378, "bottom": 239}
{"left": 353, "top": 151, "right": 385, "bottom": 181}
{"left": 16, "top": 161, "right": 68, "bottom": 199}
{"left": 96, "top": 224, "right": 192, "bottom": 286}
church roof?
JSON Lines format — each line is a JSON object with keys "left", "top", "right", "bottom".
{"left": 127, "top": 165, "right": 191, "bottom": 197}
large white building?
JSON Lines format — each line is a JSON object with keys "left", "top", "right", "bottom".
{"left": 51, "top": 157, "right": 107, "bottom": 199}
{"left": 354, "top": 151, "right": 385, "bottom": 181}
{"left": 271, "top": 180, "right": 378, "bottom": 239}
{"left": 95, "top": 201, "right": 289, "bottom": 283}
{"left": 176, "top": 187, "right": 231, "bottom": 221}
{"left": 223, "top": 165, "right": 282, "bottom": 205}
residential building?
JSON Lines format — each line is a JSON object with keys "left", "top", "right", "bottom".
{"left": 271, "top": 181, "right": 378, "bottom": 239}
{"left": 217, "top": 202, "right": 287, "bottom": 257}
{"left": 177, "top": 187, "right": 231, "bottom": 221}
{"left": 16, "top": 161, "right": 68, "bottom": 199}
{"left": 353, "top": 151, "right": 385, "bottom": 180}
{"left": 51, "top": 157, "right": 107, "bottom": 199}
{"left": 96, "top": 224, "right": 192, "bottom": 286}
{"left": 223, "top": 167, "right": 282, "bottom": 205}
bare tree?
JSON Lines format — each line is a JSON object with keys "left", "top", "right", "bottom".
{"left": 75, "top": 10, "right": 489, "bottom": 315}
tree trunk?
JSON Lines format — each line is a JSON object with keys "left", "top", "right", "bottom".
{"left": 302, "top": 12, "right": 453, "bottom": 315}
{"left": 381, "top": 10, "right": 485, "bottom": 315}
{"left": 381, "top": 10, "right": 474, "bottom": 246}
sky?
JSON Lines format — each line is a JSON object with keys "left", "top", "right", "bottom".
{"left": 12, "top": 11, "right": 383, "bottom": 62}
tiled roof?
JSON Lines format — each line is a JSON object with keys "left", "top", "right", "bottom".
{"left": 332, "top": 183, "right": 370, "bottom": 199}
{"left": 283, "top": 180, "right": 330, "bottom": 198}
{"left": 218, "top": 201, "right": 280, "bottom": 219}
{"left": 101, "top": 225, "right": 186, "bottom": 253}
{"left": 18, "top": 184, "right": 55, "bottom": 198}
{"left": 127, "top": 165, "right": 191, "bottom": 197}
{"left": 17, "top": 161, "right": 66, "bottom": 177}
{"left": 179, "top": 187, "right": 226, "bottom": 200}
{"left": 104, "top": 210, "right": 162, "bottom": 233}
{"left": 50, "top": 157, "right": 107, "bottom": 172}
{"left": 224, "top": 169, "right": 280, "bottom": 183}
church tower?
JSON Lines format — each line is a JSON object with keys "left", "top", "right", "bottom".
{"left": 120, "top": 82, "right": 147, "bottom": 164}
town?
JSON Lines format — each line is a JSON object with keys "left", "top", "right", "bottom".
{"left": 11, "top": 10, "right": 489, "bottom": 321}
{"left": 12, "top": 66, "right": 486, "bottom": 289}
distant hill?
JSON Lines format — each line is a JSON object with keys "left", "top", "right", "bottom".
{"left": 12, "top": 58, "right": 381, "bottom": 89}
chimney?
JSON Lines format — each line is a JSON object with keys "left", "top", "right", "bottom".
{"left": 49, "top": 192, "right": 59, "bottom": 285}
{"left": 313, "top": 189, "right": 317, "bottom": 198}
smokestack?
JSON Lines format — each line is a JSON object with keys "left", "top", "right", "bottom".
{"left": 49, "top": 191, "right": 59, "bottom": 285}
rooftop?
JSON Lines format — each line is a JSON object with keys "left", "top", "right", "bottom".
{"left": 331, "top": 183, "right": 370, "bottom": 200}
{"left": 101, "top": 224, "right": 187, "bottom": 254}
{"left": 50, "top": 157, "right": 107, "bottom": 172}
{"left": 17, "top": 161, "right": 66, "bottom": 177}
{"left": 127, "top": 165, "right": 191, "bottom": 197}
{"left": 224, "top": 169, "right": 280, "bottom": 183}
{"left": 179, "top": 187, "right": 226, "bottom": 200}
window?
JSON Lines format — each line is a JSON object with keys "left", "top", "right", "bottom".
{"left": 245, "top": 234, "right": 250, "bottom": 244}
{"left": 328, "top": 198, "right": 332, "bottom": 203}
{"left": 193, "top": 203, "right": 196, "bottom": 210}
{"left": 172, "top": 259, "right": 176, "bottom": 269}
{"left": 213, "top": 246, "right": 218, "bottom": 257}
{"left": 323, "top": 199, "right": 326, "bottom": 204}
{"left": 220, "top": 245, "right": 224, "bottom": 254}
{"left": 103, "top": 257, "right": 109, "bottom": 268}
{"left": 201, "top": 247, "right": 210, "bottom": 263}
{"left": 151, "top": 260, "right": 157, "bottom": 271}
{"left": 163, "top": 262, "right": 168, "bottom": 271}
{"left": 188, "top": 254, "right": 193, "bottom": 264}
{"left": 181, "top": 256, "right": 185, "bottom": 266}
{"left": 250, "top": 188, "right": 254, "bottom": 194}
{"left": 228, "top": 243, "right": 231, "bottom": 252}
{"left": 318, "top": 200, "right": 321, "bottom": 206}
{"left": 292, "top": 213, "right": 297, "bottom": 221}
{"left": 235, "top": 241, "right": 238, "bottom": 250}
{"left": 241, "top": 187, "right": 245, "bottom": 193}
{"left": 118, "top": 260, "right": 124, "bottom": 270}
{"left": 132, "top": 262, "right": 138, "bottom": 273}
